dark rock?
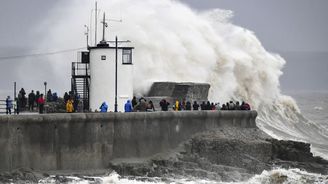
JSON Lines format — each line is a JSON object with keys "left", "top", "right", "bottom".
{"left": 109, "top": 128, "right": 328, "bottom": 181}
{"left": 0, "top": 168, "right": 47, "bottom": 183}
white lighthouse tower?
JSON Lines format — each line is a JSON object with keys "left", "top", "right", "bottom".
{"left": 89, "top": 13, "right": 134, "bottom": 112}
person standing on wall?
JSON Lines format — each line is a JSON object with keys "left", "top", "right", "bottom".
{"left": 37, "top": 94, "right": 45, "bottom": 114}
{"left": 174, "top": 100, "right": 179, "bottom": 111}
{"left": 147, "top": 100, "right": 155, "bottom": 112}
{"left": 100, "top": 102, "right": 108, "bottom": 112}
{"left": 5, "top": 96, "right": 12, "bottom": 115}
{"left": 66, "top": 98, "right": 74, "bottom": 113}
{"left": 193, "top": 101, "right": 199, "bottom": 110}
{"left": 185, "top": 101, "right": 191, "bottom": 110}
{"left": 28, "top": 90, "right": 36, "bottom": 111}
{"left": 35, "top": 91, "right": 40, "bottom": 110}
{"left": 160, "top": 99, "right": 170, "bottom": 111}
{"left": 124, "top": 100, "right": 133, "bottom": 112}
{"left": 131, "top": 96, "right": 138, "bottom": 109}
{"left": 47, "top": 89, "right": 53, "bottom": 102}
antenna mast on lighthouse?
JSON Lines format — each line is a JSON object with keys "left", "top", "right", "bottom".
{"left": 101, "top": 13, "right": 108, "bottom": 43}
{"left": 94, "top": 1, "right": 98, "bottom": 46}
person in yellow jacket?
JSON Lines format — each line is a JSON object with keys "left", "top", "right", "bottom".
{"left": 66, "top": 99, "right": 74, "bottom": 113}
{"left": 175, "top": 100, "right": 179, "bottom": 111}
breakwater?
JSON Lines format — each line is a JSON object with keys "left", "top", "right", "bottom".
{"left": 0, "top": 111, "right": 257, "bottom": 171}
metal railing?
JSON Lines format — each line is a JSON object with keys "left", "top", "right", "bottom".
{"left": 0, "top": 100, "right": 17, "bottom": 114}
{"left": 72, "top": 62, "right": 90, "bottom": 77}
{"left": 71, "top": 62, "right": 90, "bottom": 111}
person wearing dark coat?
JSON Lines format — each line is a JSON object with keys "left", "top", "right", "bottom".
{"left": 47, "top": 89, "right": 52, "bottom": 102}
{"left": 52, "top": 93, "right": 58, "bottom": 102}
{"left": 35, "top": 91, "right": 40, "bottom": 108}
{"left": 200, "top": 101, "right": 206, "bottom": 110}
{"left": 181, "top": 99, "right": 186, "bottom": 110}
{"left": 221, "top": 104, "right": 227, "bottom": 110}
{"left": 185, "top": 101, "right": 191, "bottom": 110}
{"left": 147, "top": 100, "right": 156, "bottom": 112}
{"left": 73, "top": 94, "right": 79, "bottom": 112}
{"left": 159, "top": 99, "right": 170, "bottom": 111}
{"left": 206, "top": 101, "right": 211, "bottom": 110}
{"left": 28, "top": 90, "right": 36, "bottom": 111}
{"left": 131, "top": 96, "right": 138, "bottom": 108}
{"left": 19, "top": 88, "right": 26, "bottom": 109}
{"left": 64, "top": 92, "right": 69, "bottom": 103}
{"left": 192, "top": 101, "right": 199, "bottom": 110}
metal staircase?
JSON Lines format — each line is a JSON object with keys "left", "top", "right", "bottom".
{"left": 71, "top": 62, "right": 90, "bottom": 111}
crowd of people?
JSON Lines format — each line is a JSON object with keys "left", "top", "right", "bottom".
{"left": 117, "top": 97, "right": 251, "bottom": 113}
{"left": 162, "top": 99, "right": 250, "bottom": 111}
{"left": 5, "top": 88, "right": 60, "bottom": 114}
{"left": 5, "top": 89, "right": 251, "bottom": 114}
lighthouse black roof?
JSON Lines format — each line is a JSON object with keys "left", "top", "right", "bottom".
{"left": 88, "top": 45, "right": 134, "bottom": 50}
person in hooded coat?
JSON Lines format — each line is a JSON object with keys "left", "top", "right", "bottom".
{"left": 124, "top": 100, "right": 133, "bottom": 112}
{"left": 66, "top": 99, "right": 74, "bottom": 113}
{"left": 185, "top": 101, "right": 191, "bottom": 110}
{"left": 6, "top": 96, "right": 13, "bottom": 114}
{"left": 159, "top": 99, "right": 170, "bottom": 111}
{"left": 131, "top": 96, "right": 138, "bottom": 108}
{"left": 174, "top": 100, "right": 180, "bottom": 111}
{"left": 100, "top": 102, "right": 108, "bottom": 112}
{"left": 193, "top": 101, "right": 199, "bottom": 110}
{"left": 206, "top": 101, "right": 211, "bottom": 110}
{"left": 200, "top": 101, "right": 206, "bottom": 110}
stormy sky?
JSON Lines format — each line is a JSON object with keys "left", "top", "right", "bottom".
{"left": 0, "top": 0, "right": 327, "bottom": 95}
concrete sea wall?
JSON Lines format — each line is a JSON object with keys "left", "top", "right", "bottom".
{"left": 0, "top": 111, "right": 257, "bottom": 171}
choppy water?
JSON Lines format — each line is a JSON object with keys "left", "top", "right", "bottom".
{"left": 38, "top": 168, "right": 328, "bottom": 184}
{"left": 288, "top": 91, "right": 328, "bottom": 129}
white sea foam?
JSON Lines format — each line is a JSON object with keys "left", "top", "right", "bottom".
{"left": 246, "top": 168, "right": 328, "bottom": 184}
{"left": 38, "top": 169, "right": 328, "bottom": 184}
{"left": 314, "top": 106, "right": 323, "bottom": 111}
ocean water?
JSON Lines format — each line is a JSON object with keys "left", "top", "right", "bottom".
{"left": 287, "top": 91, "right": 328, "bottom": 130}
{"left": 38, "top": 168, "right": 328, "bottom": 184}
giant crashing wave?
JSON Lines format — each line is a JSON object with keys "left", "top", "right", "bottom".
{"left": 34, "top": 0, "right": 328, "bottom": 160}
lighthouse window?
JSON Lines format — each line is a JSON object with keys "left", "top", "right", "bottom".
{"left": 122, "top": 49, "right": 132, "bottom": 64}
{"left": 101, "top": 55, "right": 106, "bottom": 60}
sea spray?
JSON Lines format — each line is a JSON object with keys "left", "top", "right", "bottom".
{"left": 38, "top": 169, "right": 328, "bottom": 184}
{"left": 35, "top": 0, "right": 328, "bottom": 160}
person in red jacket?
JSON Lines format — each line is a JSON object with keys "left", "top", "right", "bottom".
{"left": 37, "top": 94, "right": 45, "bottom": 114}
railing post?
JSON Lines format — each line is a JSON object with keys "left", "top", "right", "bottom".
{"left": 14, "top": 82, "right": 17, "bottom": 115}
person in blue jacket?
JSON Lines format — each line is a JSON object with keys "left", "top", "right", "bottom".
{"left": 124, "top": 100, "right": 133, "bottom": 112}
{"left": 99, "top": 102, "right": 108, "bottom": 112}
{"left": 6, "top": 96, "right": 13, "bottom": 114}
